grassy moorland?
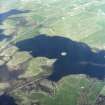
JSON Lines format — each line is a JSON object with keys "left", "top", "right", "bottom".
{"left": 0, "top": 0, "right": 105, "bottom": 105}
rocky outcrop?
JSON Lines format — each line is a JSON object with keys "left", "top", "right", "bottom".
{"left": 95, "top": 95, "right": 105, "bottom": 105}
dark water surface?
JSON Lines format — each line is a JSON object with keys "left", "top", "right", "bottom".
{"left": 0, "top": 9, "right": 30, "bottom": 41}
{"left": 16, "top": 34, "right": 105, "bottom": 81}
{"left": 0, "top": 93, "right": 17, "bottom": 105}
{"left": 0, "top": 9, "right": 30, "bottom": 24}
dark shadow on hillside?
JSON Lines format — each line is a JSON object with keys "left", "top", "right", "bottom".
{"left": 0, "top": 60, "right": 28, "bottom": 81}
{"left": 0, "top": 34, "right": 12, "bottom": 41}
{"left": 15, "top": 34, "right": 105, "bottom": 81}
{"left": 0, "top": 29, "right": 4, "bottom": 33}
{"left": 0, "top": 28, "right": 13, "bottom": 41}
